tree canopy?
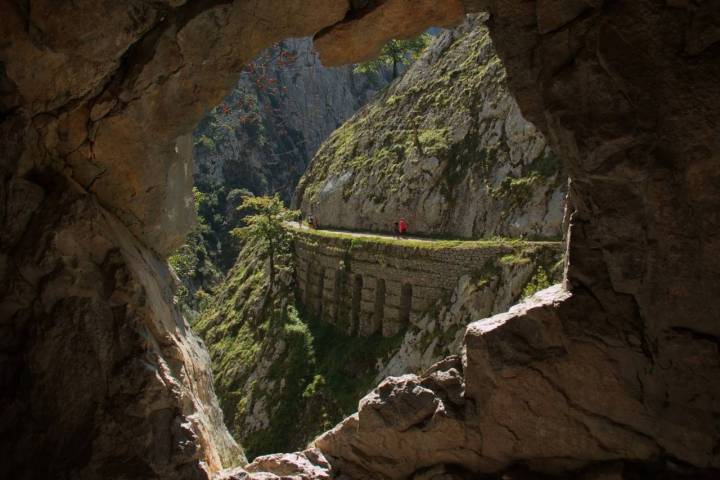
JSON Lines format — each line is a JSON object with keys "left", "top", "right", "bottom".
{"left": 232, "top": 194, "right": 298, "bottom": 283}
{"left": 354, "top": 34, "right": 432, "bottom": 78}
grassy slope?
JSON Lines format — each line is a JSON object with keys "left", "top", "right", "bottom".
{"left": 193, "top": 238, "right": 405, "bottom": 459}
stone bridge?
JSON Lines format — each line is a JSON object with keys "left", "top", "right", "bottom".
{"left": 294, "top": 230, "right": 563, "bottom": 338}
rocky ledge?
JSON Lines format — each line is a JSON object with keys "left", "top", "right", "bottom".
{"left": 225, "top": 284, "right": 719, "bottom": 479}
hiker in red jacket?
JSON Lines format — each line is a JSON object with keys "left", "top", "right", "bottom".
{"left": 398, "top": 218, "right": 408, "bottom": 236}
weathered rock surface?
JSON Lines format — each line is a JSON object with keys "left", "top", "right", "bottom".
{"left": 216, "top": 448, "right": 332, "bottom": 480}
{"left": 0, "top": 175, "right": 243, "bottom": 478}
{"left": 313, "top": 285, "right": 720, "bottom": 477}
{"left": 315, "top": 0, "right": 466, "bottom": 66}
{"left": 298, "top": 17, "right": 566, "bottom": 239}
{"left": 376, "top": 247, "right": 561, "bottom": 381}
{"left": 3, "top": 0, "right": 720, "bottom": 478}
{"left": 1, "top": 1, "right": 474, "bottom": 477}
{"left": 194, "top": 37, "right": 390, "bottom": 204}
{"left": 1, "top": 0, "right": 352, "bottom": 256}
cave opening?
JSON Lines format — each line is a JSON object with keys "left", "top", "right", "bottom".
{"left": 3, "top": 1, "right": 719, "bottom": 479}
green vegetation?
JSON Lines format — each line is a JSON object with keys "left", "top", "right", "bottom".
{"left": 354, "top": 34, "right": 432, "bottom": 78}
{"left": 168, "top": 188, "right": 223, "bottom": 313}
{"left": 290, "top": 226, "right": 561, "bottom": 251}
{"left": 499, "top": 252, "right": 532, "bottom": 266}
{"left": 232, "top": 194, "right": 298, "bottom": 284}
{"left": 194, "top": 237, "right": 405, "bottom": 460}
{"left": 522, "top": 267, "right": 553, "bottom": 299}
{"left": 243, "top": 305, "right": 404, "bottom": 457}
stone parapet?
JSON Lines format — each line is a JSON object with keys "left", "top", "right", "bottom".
{"left": 294, "top": 230, "right": 563, "bottom": 337}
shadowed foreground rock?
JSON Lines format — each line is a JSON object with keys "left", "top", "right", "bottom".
{"left": 222, "top": 288, "right": 719, "bottom": 478}
{"left": 2, "top": 0, "right": 720, "bottom": 478}
{"left": 0, "top": 176, "right": 242, "bottom": 477}
{"left": 311, "top": 286, "right": 719, "bottom": 478}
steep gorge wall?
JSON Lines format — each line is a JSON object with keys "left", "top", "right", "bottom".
{"left": 194, "top": 38, "right": 389, "bottom": 203}
{"left": 297, "top": 16, "right": 566, "bottom": 239}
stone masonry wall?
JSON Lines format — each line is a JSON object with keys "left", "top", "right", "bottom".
{"left": 294, "top": 231, "right": 563, "bottom": 338}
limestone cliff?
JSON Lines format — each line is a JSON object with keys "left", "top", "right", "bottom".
{"left": 296, "top": 16, "right": 566, "bottom": 239}
{"left": 194, "top": 38, "right": 389, "bottom": 204}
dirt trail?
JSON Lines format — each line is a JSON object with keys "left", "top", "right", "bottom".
{"left": 285, "top": 221, "right": 435, "bottom": 243}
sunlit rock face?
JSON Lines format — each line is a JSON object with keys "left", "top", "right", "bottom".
{"left": 298, "top": 16, "right": 566, "bottom": 239}
{"left": 314, "top": 0, "right": 467, "bottom": 66}
{"left": 2, "top": 0, "right": 720, "bottom": 478}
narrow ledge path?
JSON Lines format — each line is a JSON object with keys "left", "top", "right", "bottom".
{"left": 285, "top": 222, "right": 564, "bottom": 249}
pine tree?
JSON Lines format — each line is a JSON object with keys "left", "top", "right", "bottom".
{"left": 232, "top": 194, "right": 298, "bottom": 284}
{"left": 354, "top": 34, "right": 431, "bottom": 78}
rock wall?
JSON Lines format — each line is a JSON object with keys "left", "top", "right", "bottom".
{"left": 3, "top": 0, "right": 460, "bottom": 477}
{"left": 297, "top": 16, "right": 566, "bottom": 239}
{"left": 0, "top": 175, "right": 243, "bottom": 478}
{"left": 294, "top": 230, "right": 563, "bottom": 338}
{"left": 194, "top": 38, "right": 390, "bottom": 203}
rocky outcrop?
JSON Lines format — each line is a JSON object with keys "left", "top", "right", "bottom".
{"left": 315, "top": 0, "right": 467, "bottom": 66}
{"left": 217, "top": 448, "right": 333, "bottom": 480}
{"left": 0, "top": 175, "right": 243, "bottom": 478}
{"left": 297, "top": 17, "right": 566, "bottom": 239}
{"left": 310, "top": 284, "right": 720, "bottom": 478}
{"left": 375, "top": 248, "right": 560, "bottom": 381}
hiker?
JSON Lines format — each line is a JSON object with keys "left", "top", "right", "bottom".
{"left": 398, "top": 218, "right": 408, "bottom": 236}
{"left": 298, "top": 212, "right": 304, "bottom": 229}
{"left": 393, "top": 221, "right": 399, "bottom": 237}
